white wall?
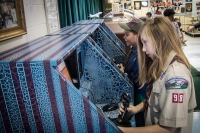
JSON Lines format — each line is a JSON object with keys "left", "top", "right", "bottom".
{"left": 134, "top": 7, "right": 149, "bottom": 17}
{"left": 132, "top": 0, "right": 149, "bottom": 17}
{"left": 0, "top": 0, "right": 48, "bottom": 52}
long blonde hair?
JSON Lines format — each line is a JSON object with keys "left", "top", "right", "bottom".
{"left": 137, "top": 16, "right": 190, "bottom": 87}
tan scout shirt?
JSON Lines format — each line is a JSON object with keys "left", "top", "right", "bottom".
{"left": 145, "top": 51, "right": 197, "bottom": 133}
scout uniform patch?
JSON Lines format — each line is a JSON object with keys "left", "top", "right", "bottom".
{"left": 165, "top": 78, "right": 188, "bottom": 89}
{"left": 172, "top": 93, "right": 184, "bottom": 103}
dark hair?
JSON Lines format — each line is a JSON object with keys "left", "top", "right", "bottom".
{"left": 163, "top": 9, "right": 175, "bottom": 16}
{"left": 146, "top": 12, "right": 152, "bottom": 17}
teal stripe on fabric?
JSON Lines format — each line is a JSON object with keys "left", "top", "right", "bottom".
{"left": 30, "top": 62, "right": 56, "bottom": 133}
{"left": 58, "top": 0, "right": 72, "bottom": 27}
{"left": 106, "top": 120, "right": 121, "bottom": 133}
{"left": 17, "top": 36, "right": 61, "bottom": 62}
{"left": 50, "top": 61, "right": 68, "bottom": 133}
{"left": 2, "top": 36, "right": 57, "bottom": 62}
{"left": 51, "top": 34, "right": 88, "bottom": 61}
{"left": 94, "top": 0, "right": 100, "bottom": 13}
{"left": 0, "top": 63, "right": 24, "bottom": 132}
{"left": 90, "top": 0, "right": 95, "bottom": 14}
{"left": 71, "top": 0, "right": 79, "bottom": 22}
{"left": 90, "top": 105, "right": 100, "bottom": 133}
{"left": 68, "top": 83, "right": 87, "bottom": 133}
{"left": 76, "top": 24, "right": 99, "bottom": 34}
{"left": 30, "top": 36, "right": 72, "bottom": 61}
{"left": 16, "top": 63, "right": 37, "bottom": 133}
{"left": 78, "top": 0, "right": 86, "bottom": 20}
{"left": 85, "top": 0, "right": 89, "bottom": 20}
{"left": 0, "top": 112, "right": 5, "bottom": 133}
{"left": 0, "top": 36, "right": 46, "bottom": 60}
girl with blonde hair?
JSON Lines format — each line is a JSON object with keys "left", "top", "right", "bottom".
{"left": 119, "top": 16, "right": 196, "bottom": 133}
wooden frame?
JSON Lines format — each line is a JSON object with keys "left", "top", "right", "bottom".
{"left": 134, "top": 1, "right": 141, "bottom": 10}
{"left": 0, "top": 0, "right": 27, "bottom": 42}
{"left": 180, "top": 7, "right": 185, "bottom": 13}
{"left": 185, "top": 3, "right": 192, "bottom": 12}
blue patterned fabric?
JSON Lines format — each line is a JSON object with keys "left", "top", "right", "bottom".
{"left": 92, "top": 27, "right": 126, "bottom": 64}
{"left": 79, "top": 38, "right": 133, "bottom": 104}
{"left": 0, "top": 20, "right": 134, "bottom": 132}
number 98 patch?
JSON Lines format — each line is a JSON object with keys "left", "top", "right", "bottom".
{"left": 172, "top": 93, "right": 184, "bottom": 103}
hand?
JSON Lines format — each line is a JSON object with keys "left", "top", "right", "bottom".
{"left": 118, "top": 104, "right": 125, "bottom": 115}
{"left": 116, "top": 63, "right": 124, "bottom": 73}
{"left": 187, "top": 25, "right": 195, "bottom": 32}
{"left": 118, "top": 104, "right": 137, "bottom": 115}
{"left": 127, "top": 105, "right": 138, "bottom": 114}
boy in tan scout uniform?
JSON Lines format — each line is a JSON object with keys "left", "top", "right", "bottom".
{"left": 118, "top": 16, "right": 196, "bottom": 133}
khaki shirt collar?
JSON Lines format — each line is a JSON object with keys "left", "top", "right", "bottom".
{"left": 162, "top": 50, "right": 177, "bottom": 73}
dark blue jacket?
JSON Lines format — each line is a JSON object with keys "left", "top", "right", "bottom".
{"left": 194, "top": 22, "right": 200, "bottom": 29}
{"left": 124, "top": 46, "right": 148, "bottom": 104}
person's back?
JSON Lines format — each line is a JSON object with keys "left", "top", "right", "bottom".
{"left": 174, "top": 18, "right": 181, "bottom": 28}
{"left": 164, "top": 9, "right": 187, "bottom": 46}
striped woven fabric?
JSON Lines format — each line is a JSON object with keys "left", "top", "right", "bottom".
{"left": 0, "top": 19, "right": 132, "bottom": 132}
{"left": 0, "top": 31, "right": 128, "bottom": 132}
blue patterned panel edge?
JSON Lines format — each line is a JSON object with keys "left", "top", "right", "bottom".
{"left": 79, "top": 39, "right": 134, "bottom": 104}
{"left": 93, "top": 27, "right": 126, "bottom": 64}
{"left": 101, "top": 23, "right": 125, "bottom": 51}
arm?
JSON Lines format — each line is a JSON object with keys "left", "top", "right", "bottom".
{"left": 187, "top": 22, "right": 200, "bottom": 32}
{"left": 118, "top": 124, "right": 176, "bottom": 133}
{"left": 187, "top": 25, "right": 195, "bottom": 32}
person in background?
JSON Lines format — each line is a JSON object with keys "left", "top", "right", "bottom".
{"left": 155, "top": 7, "right": 162, "bottom": 15}
{"left": 187, "top": 22, "right": 200, "bottom": 32}
{"left": 117, "top": 18, "right": 148, "bottom": 127}
{"left": 178, "top": 0, "right": 182, "bottom": 6}
{"left": 118, "top": 16, "right": 196, "bottom": 133}
{"left": 146, "top": 12, "right": 152, "bottom": 18}
{"left": 164, "top": 9, "right": 187, "bottom": 46}
{"left": 174, "top": 18, "right": 189, "bottom": 45}
{"left": 174, "top": 18, "right": 181, "bottom": 28}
